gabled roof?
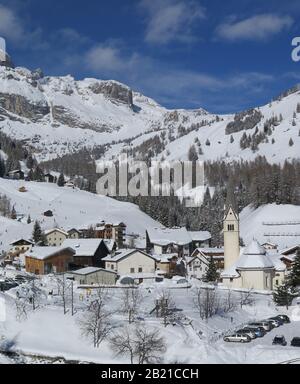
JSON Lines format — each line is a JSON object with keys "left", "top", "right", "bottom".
{"left": 188, "top": 231, "right": 211, "bottom": 242}
{"left": 103, "top": 249, "right": 156, "bottom": 263}
{"left": 280, "top": 245, "right": 300, "bottom": 256}
{"left": 71, "top": 267, "right": 117, "bottom": 276}
{"left": 224, "top": 205, "right": 239, "bottom": 221}
{"left": 25, "top": 246, "right": 75, "bottom": 261}
{"left": 101, "top": 239, "right": 116, "bottom": 252}
{"left": 186, "top": 254, "right": 210, "bottom": 266}
{"left": 146, "top": 227, "right": 192, "bottom": 246}
{"left": 10, "top": 238, "right": 34, "bottom": 246}
{"left": 62, "top": 239, "right": 103, "bottom": 257}
{"left": 192, "top": 247, "right": 224, "bottom": 256}
{"left": 45, "top": 228, "right": 68, "bottom": 236}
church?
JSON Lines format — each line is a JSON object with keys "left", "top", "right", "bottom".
{"left": 220, "top": 206, "right": 286, "bottom": 291}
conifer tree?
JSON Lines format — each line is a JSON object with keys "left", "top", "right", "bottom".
{"left": 204, "top": 257, "right": 219, "bottom": 283}
{"left": 57, "top": 172, "right": 65, "bottom": 187}
{"left": 32, "top": 220, "right": 47, "bottom": 245}
{"left": 273, "top": 283, "right": 296, "bottom": 309}
{"left": 288, "top": 249, "right": 300, "bottom": 288}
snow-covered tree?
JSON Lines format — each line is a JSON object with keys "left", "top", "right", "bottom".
{"left": 203, "top": 257, "right": 219, "bottom": 283}
{"left": 288, "top": 249, "right": 300, "bottom": 288}
{"left": 273, "top": 282, "right": 296, "bottom": 309}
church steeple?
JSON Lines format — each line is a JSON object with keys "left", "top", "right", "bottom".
{"left": 223, "top": 204, "right": 240, "bottom": 270}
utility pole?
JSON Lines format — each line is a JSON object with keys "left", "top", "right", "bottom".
{"left": 71, "top": 280, "right": 74, "bottom": 316}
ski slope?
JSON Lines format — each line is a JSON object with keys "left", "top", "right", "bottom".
{"left": 0, "top": 179, "right": 161, "bottom": 253}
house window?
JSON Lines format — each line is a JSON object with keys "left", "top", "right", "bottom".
{"left": 111, "top": 264, "right": 114, "bottom": 270}
{"left": 138, "top": 267, "right": 143, "bottom": 273}
{"left": 130, "top": 268, "right": 135, "bottom": 273}
{"left": 227, "top": 224, "right": 235, "bottom": 231}
{"left": 230, "top": 278, "right": 233, "bottom": 282}
{"left": 276, "top": 279, "right": 279, "bottom": 286}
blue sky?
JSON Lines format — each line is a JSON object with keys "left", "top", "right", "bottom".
{"left": 1, "top": 0, "right": 300, "bottom": 113}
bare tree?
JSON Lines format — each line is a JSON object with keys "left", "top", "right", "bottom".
{"left": 135, "top": 326, "right": 166, "bottom": 364}
{"left": 222, "top": 290, "right": 237, "bottom": 313}
{"left": 121, "top": 288, "right": 143, "bottom": 324}
{"left": 55, "top": 273, "right": 71, "bottom": 315}
{"left": 14, "top": 298, "right": 29, "bottom": 322}
{"left": 110, "top": 325, "right": 166, "bottom": 364}
{"left": 239, "top": 289, "right": 255, "bottom": 308}
{"left": 155, "top": 289, "right": 175, "bottom": 327}
{"left": 79, "top": 288, "right": 112, "bottom": 348}
{"left": 110, "top": 326, "right": 135, "bottom": 364}
{"left": 193, "top": 287, "right": 220, "bottom": 320}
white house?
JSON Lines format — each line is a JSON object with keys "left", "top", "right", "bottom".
{"left": 71, "top": 267, "right": 117, "bottom": 286}
{"left": 146, "top": 227, "right": 211, "bottom": 257}
{"left": 45, "top": 228, "right": 69, "bottom": 246}
{"left": 103, "top": 249, "right": 157, "bottom": 277}
{"left": 186, "top": 254, "right": 209, "bottom": 280}
{"left": 9, "top": 239, "right": 34, "bottom": 254}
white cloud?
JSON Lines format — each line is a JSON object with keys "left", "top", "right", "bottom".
{"left": 216, "top": 14, "right": 293, "bottom": 42}
{"left": 139, "top": 0, "right": 205, "bottom": 44}
{"left": 0, "top": 4, "right": 24, "bottom": 42}
{"left": 84, "top": 43, "right": 139, "bottom": 74}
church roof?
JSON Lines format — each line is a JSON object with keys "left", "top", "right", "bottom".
{"left": 236, "top": 240, "right": 274, "bottom": 270}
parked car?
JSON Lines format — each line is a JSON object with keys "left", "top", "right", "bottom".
{"left": 266, "top": 318, "right": 281, "bottom": 328}
{"left": 224, "top": 333, "right": 251, "bottom": 343}
{"left": 243, "top": 326, "right": 265, "bottom": 338}
{"left": 291, "top": 337, "right": 300, "bottom": 347}
{"left": 236, "top": 329, "right": 256, "bottom": 339}
{"left": 248, "top": 321, "right": 272, "bottom": 332}
{"left": 269, "top": 316, "right": 284, "bottom": 326}
{"left": 272, "top": 335, "right": 287, "bottom": 346}
{"left": 276, "top": 315, "right": 290, "bottom": 324}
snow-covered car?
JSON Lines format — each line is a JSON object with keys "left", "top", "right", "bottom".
{"left": 236, "top": 328, "right": 256, "bottom": 339}
{"left": 272, "top": 335, "right": 287, "bottom": 346}
{"left": 248, "top": 321, "right": 272, "bottom": 332}
{"left": 266, "top": 318, "right": 281, "bottom": 328}
{"left": 276, "top": 315, "right": 290, "bottom": 323}
{"left": 242, "top": 326, "right": 265, "bottom": 338}
{"left": 291, "top": 337, "right": 300, "bottom": 347}
{"left": 223, "top": 333, "right": 251, "bottom": 343}
{"left": 269, "top": 316, "right": 284, "bottom": 326}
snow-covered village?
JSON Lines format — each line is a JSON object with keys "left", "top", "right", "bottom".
{"left": 0, "top": 1, "right": 300, "bottom": 369}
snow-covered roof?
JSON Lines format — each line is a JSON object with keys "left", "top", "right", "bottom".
{"left": 193, "top": 247, "right": 224, "bottom": 255}
{"left": 71, "top": 267, "right": 117, "bottom": 275}
{"left": 280, "top": 245, "right": 300, "bottom": 255}
{"left": 147, "top": 227, "right": 192, "bottom": 246}
{"left": 153, "top": 253, "right": 178, "bottom": 263}
{"left": 45, "top": 228, "right": 68, "bottom": 236}
{"left": 188, "top": 231, "right": 211, "bottom": 241}
{"left": 268, "top": 252, "right": 286, "bottom": 271}
{"left": 25, "top": 246, "right": 74, "bottom": 260}
{"left": 103, "top": 249, "right": 156, "bottom": 262}
{"left": 101, "top": 239, "right": 116, "bottom": 252}
{"left": 62, "top": 239, "right": 103, "bottom": 257}
{"left": 10, "top": 238, "right": 33, "bottom": 246}
{"left": 236, "top": 240, "right": 275, "bottom": 270}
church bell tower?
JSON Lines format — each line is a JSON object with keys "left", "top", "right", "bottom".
{"left": 223, "top": 205, "right": 240, "bottom": 270}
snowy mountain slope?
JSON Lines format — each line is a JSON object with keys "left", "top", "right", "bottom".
{"left": 240, "top": 204, "right": 300, "bottom": 249}
{"left": 0, "top": 64, "right": 299, "bottom": 164}
{"left": 0, "top": 179, "right": 161, "bottom": 253}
